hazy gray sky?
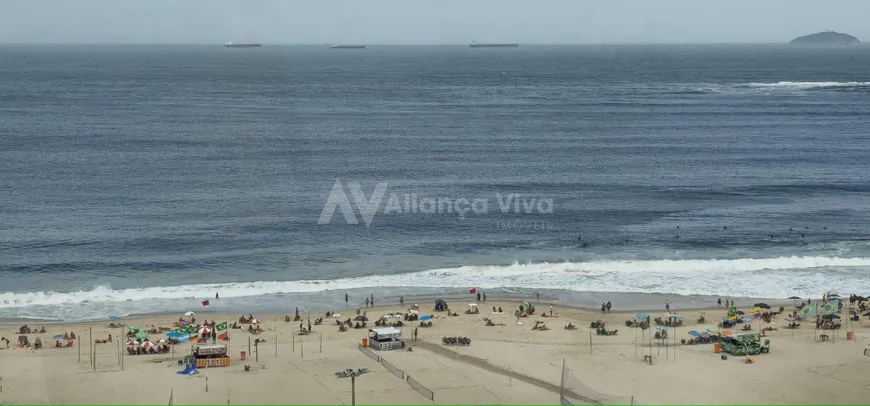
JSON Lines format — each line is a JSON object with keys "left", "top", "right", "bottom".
{"left": 2, "top": 0, "right": 868, "bottom": 44}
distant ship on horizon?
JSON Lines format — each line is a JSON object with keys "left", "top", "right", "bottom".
{"left": 225, "top": 42, "right": 261, "bottom": 48}
{"left": 330, "top": 43, "right": 366, "bottom": 49}
{"left": 470, "top": 41, "right": 518, "bottom": 48}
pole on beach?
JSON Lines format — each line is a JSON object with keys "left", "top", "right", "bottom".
{"left": 301, "top": 338, "right": 304, "bottom": 358}
{"left": 589, "top": 331, "right": 592, "bottom": 353}
{"left": 351, "top": 374, "right": 356, "bottom": 406}
{"left": 90, "top": 327, "right": 95, "bottom": 372}
{"left": 293, "top": 333, "right": 295, "bottom": 353}
{"left": 205, "top": 375, "right": 209, "bottom": 392}
{"left": 275, "top": 334, "right": 278, "bottom": 357}
{"left": 227, "top": 388, "right": 231, "bottom": 405}
{"left": 121, "top": 340, "right": 124, "bottom": 370}
{"left": 320, "top": 333, "right": 323, "bottom": 353}
{"left": 255, "top": 341, "right": 259, "bottom": 362}
{"left": 78, "top": 332, "right": 81, "bottom": 363}
{"left": 509, "top": 367, "right": 512, "bottom": 386}
{"left": 248, "top": 336, "right": 251, "bottom": 356}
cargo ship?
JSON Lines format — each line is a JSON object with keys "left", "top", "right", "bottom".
{"left": 470, "top": 41, "right": 518, "bottom": 48}
{"left": 330, "top": 43, "right": 365, "bottom": 49}
{"left": 225, "top": 42, "right": 261, "bottom": 48}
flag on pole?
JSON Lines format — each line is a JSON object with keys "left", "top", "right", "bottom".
{"left": 469, "top": 288, "right": 476, "bottom": 294}
{"left": 216, "top": 321, "right": 229, "bottom": 340}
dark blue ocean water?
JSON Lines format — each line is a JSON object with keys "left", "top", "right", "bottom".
{"left": 2, "top": 44, "right": 870, "bottom": 320}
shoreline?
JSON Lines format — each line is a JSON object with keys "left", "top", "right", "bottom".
{"left": 0, "top": 292, "right": 797, "bottom": 325}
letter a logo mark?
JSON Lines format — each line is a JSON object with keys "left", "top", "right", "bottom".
{"left": 318, "top": 180, "right": 388, "bottom": 227}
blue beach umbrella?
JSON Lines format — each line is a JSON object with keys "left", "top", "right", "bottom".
{"left": 420, "top": 316, "right": 431, "bottom": 321}
{"left": 687, "top": 330, "right": 700, "bottom": 337}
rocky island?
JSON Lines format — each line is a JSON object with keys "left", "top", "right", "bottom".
{"left": 790, "top": 31, "right": 860, "bottom": 45}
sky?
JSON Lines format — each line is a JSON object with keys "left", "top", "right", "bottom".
{"left": 1, "top": 0, "right": 868, "bottom": 45}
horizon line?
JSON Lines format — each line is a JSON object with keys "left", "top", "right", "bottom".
{"left": 0, "top": 41, "right": 854, "bottom": 46}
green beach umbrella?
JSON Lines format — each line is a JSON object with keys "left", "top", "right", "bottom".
{"left": 135, "top": 331, "right": 147, "bottom": 340}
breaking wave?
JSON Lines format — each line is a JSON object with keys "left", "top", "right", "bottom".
{"left": 2, "top": 255, "right": 867, "bottom": 310}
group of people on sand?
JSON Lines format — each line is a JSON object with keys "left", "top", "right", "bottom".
{"left": 600, "top": 301, "right": 612, "bottom": 314}
{"left": 126, "top": 342, "right": 171, "bottom": 355}
{"left": 18, "top": 325, "right": 47, "bottom": 335}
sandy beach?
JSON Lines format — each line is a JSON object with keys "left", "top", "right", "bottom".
{"left": 1, "top": 298, "right": 869, "bottom": 404}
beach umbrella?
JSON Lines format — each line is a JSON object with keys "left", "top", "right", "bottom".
{"left": 706, "top": 327, "right": 719, "bottom": 335}
{"left": 721, "top": 329, "right": 732, "bottom": 336}
{"left": 128, "top": 326, "right": 140, "bottom": 332}
{"left": 671, "top": 313, "right": 682, "bottom": 319}
{"left": 749, "top": 307, "right": 761, "bottom": 314}
{"left": 420, "top": 316, "right": 431, "bottom": 321}
{"left": 250, "top": 318, "right": 261, "bottom": 324}
{"left": 636, "top": 313, "right": 648, "bottom": 320}
{"left": 655, "top": 325, "right": 666, "bottom": 331}
{"left": 354, "top": 315, "right": 368, "bottom": 322}
{"left": 184, "top": 311, "right": 195, "bottom": 317}
{"left": 126, "top": 339, "right": 136, "bottom": 346}
{"left": 754, "top": 303, "right": 771, "bottom": 309}
{"left": 157, "top": 338, "right": 167, "bottom": 344}
{"left": 108, "top": 314, "right": 120, "bottom": 320}
{"left": 135, "top": 331, "right": 147, "bottom": 340}
{"left": 333, "top": 313, "right": 342, "bottom": 318}
{"left": 687, "top": 330, "right": 700, "bottom": 337}
{"left": 166, "top": 331, "right": 181, "bottom": 338}
{"left": 141, "top": 341, "right": 151, "bottom": 348}
{"left": 198, "top": 326, "right": 211, "bottom": 335}
{"left": 52, "top": 334, "right": 65, "bottom": 340}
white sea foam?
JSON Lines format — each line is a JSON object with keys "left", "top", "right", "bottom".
{"left": 1, "top": 256, "right": 867, "bottom": 310}
{"left": 746, "top": 81, "right": 870, "bottom": 89}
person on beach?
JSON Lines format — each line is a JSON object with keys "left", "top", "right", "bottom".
{"left": 550, "top": 304, "right": 554, "bottom": 316}
{"left": 483, "top": 292, "right": 486, "bottom": 303}
{"left": 215, "top": 292, "right": 219, "bottom": 299}
{"left": 370, "top": 294, "right": 374, "bottom": 307}
{"left": 601, "top": 303, "right": 606, "bottom": 314}
{"left": 606, "top": 301, "right": 612, "bottom": 313}
{"left": 665, "top": 298, "right": 670, "bottom": 311}
{"left": 717, "top": 297, "right": 721, "bottom": 308}
{"left": 537, "top": 292, "right": 540, "bottom": 301}
{"left": 413, "top": 327, "right": 418, "bottom": 341}
{"left": 365, "top": 297, "right": 370, "bottom": 308}
{"left": 400, "top": 295, "right": 404, "bottom": 305}
{"left": 345, "top": 293, "right": 349, "bottom": 304}
{"left": 477, "top": 292, "right": 481, "bottom": 302}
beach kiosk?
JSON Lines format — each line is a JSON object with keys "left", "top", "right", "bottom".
{"left": 194, "top": 344, "right": 231, "bottom": 368}
{"left": 368, "top": 327, "right": 404, "bottom": 351}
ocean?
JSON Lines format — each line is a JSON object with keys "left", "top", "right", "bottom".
{"left": 1, "top": 44, "right": 869, "bottom": 321}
